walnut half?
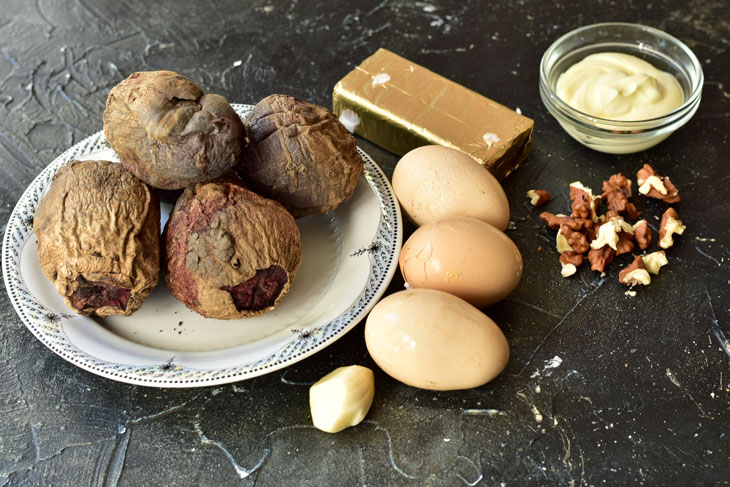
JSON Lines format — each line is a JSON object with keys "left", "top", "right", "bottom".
{"left": 658, "top": 208, "right": 686, "bottom": 249}
{"left": 636, "top": 164, "right": 680, "bottom": 203}
{"left": 527, "top": 189, "right": 551, "bottom": 206}
{"left": 619, "top": 256, "right": 651, "bottom": 286}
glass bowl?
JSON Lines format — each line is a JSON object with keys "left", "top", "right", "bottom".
{"left": 539, "top": 22, "right": 703, "bottom": 154}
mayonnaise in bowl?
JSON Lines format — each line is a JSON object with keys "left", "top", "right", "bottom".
{"left": 556, "top": 52, "right": 684, "bottom": 121}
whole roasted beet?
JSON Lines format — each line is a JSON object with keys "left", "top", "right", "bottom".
{"left": 238, "top": 94, "right": 363, "bottom": 218}
{"left": 163, "top": 182, "right": 301, "bottom": 319}
{"left": 34, "top": 160, "right": 160, "bottom": 317}
{"left": 103, "top": 70, "right": 244, "bottom": 190}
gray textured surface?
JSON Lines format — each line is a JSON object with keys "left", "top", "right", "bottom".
{"left": 1, "top": 0, "right": 729, "bottom": 485}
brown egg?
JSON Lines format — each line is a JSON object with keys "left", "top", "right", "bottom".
{"left": 392, "top": 145, "right": 510, "bottom": 230}
{"left": 399, "top": 216, "right": 522, "bottom": 308}
{"left": 365, "top": 288, "right": 509, "bottom": 391}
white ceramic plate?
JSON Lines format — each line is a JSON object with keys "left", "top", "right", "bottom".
{"left": 2, "top": 104, "right": 402, "bottom": 388}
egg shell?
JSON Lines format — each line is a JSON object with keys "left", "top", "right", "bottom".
{"left": 392, "top": 145, "right": 510, "bottom": 230}
{"left": 365, "top": 288, "right": 509, "bottom": 391}
{"left": 399, "top": 216, "right": 523, "bottom": 308}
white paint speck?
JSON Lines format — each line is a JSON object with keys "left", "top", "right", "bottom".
{"left": 262, "top": 5, "right": 274, "bottom": 13}
{"left": 430, "top": 17, "right": 444, "bottom": 27}
{"left": 532, "top": 405, "right": 543, "bottom": 424}
{"left": 535, "top": 385, "right": 541, "bottom": 393}
{"left": 483, "top": 132, "right": 500, "bottom": 148}
{"left": 625, "top": 290, "right": 637, "bottom": 297}
{"left": 372, "top": 73, "right": 390, "bottom": 86}
{"left": 338, "top": 109, "right": 361, "bottom": 133}
{"left": 515, "top": 107, "right": 522, "bottom": 115}
{"left": 422, "top": 3, "right": 436, "bottom": 12}
{"left": 544, "top": 356, "right": 563, "bottom": 370}
{"left": 443, "top": 438, "right": 451, "bottom": 442}
{"left": 233, "top": 60, "right": 242, "bottom": 67}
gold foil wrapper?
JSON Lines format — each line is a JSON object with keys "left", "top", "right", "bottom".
{"left": 333, "top": 48, "right": 534, "bottom": 180}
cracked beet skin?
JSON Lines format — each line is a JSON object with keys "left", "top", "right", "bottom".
{"left": 238, "top": 94, "right": 363, "bottom": 218}
{"left": 163, "top": 182, "right": 301, "bottom": 319}
{"left": 33, "top": 160, "right": 160, "bottom": 317}
{"left": 103, "top": 70, "right": 245, "bottom": 190}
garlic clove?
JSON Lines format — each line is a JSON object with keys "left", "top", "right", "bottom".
{"left": 309, "top": 365, "right": 375, "bottom": 433}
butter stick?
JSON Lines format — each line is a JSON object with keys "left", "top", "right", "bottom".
{"left": 333, "top": 48, "right": 534, "bottom": 180}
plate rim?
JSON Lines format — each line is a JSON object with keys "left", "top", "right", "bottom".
{"left": 1, "top": 103, "right": 402, "bottom": 388}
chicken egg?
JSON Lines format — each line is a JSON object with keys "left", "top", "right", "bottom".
{"left": 392, "top": 145, "right": 510, "bottom": 230}
{"left": 365, "top": 288, "right": 509, "bottom": 391}
{"left": 399, "top": 216, "right": 522, "bottom": 308}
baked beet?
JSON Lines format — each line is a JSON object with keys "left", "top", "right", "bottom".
{"left": 34, "top": 160, "right": 160, "bottom": 317}
{"left": 103, "top": 70, "right": 245, "bottom": 190}
{"left": 69, "top": 277, "right": 131, "bottom": 312}
{"left": 163, "top": 182, "right": 301, "bottom": 319}
{"left": 238, "top": 94, "right": 363, "bottom": 218}
{"left": 221, "top": 265, "right": 288, "bottom": 311}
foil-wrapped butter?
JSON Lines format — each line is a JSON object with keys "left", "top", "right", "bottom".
{"left": 333, "top": 48, "right": 534, "bottom": 180}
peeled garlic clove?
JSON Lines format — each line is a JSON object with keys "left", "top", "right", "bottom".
{"left": 309, "top": 365, "right": 375, "bottom": 433}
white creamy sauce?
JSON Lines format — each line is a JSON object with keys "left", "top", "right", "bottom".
{"left": 556, "top": 52, "right": 684, "bottom": 120}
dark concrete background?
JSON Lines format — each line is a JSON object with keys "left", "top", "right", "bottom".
{"left": 1, "top": 0, "right": 729, "bottom": 485}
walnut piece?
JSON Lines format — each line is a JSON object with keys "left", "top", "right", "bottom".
{"left": 527, "top": 189, "right": 551, "bottom": 206}
{"left": 560, "top": 262, "right": 577, "bottom": 277}
{"left": 616, "top": 232, "right": 635, "bottom": 256}
{"left": 559, "top": 225, "right": 590, "bottom": 254}
{"left": 602, "top": 173, "right": 639, "bottom": 220}
{"left": 590, "top": 217, "right": 633, "bottom": 251}
{"left": 569, "top": 182, "right": 600, "bottom": 221}
{"left": 539, "top": 212, "right": 595, "bottom": 233}
{"left": 559, "top": 251, "right": 583, "bottom": 277}
{"left": 642, "top": 251, "right": 668, "bottom": 275}
{"left": 658, "top": 208, "right": 686, "bottom": 249}
{"left": 619, "top": 256, "right": 651, "bottom": 286}
{"left": 588, "top": 246, "right": 615, "bottom": 273}
{"left": 636, "top": 164, "right": 680, "bottom": 203}
{"left": 632, "top": 220, "right": 652, "bottom": 250}
{"left": 556, "top": 229, "right": 574, "bottom": 253}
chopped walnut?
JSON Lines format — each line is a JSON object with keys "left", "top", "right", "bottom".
{"left": 632, "top": 220, "right": 652, "bottom": 250}
{"left": 590, "top": 217, "right": 633, "bottom": 251}
{"left": 560, "top": 251, "right": 584, "bottom": 267}
{"left": 527, "top": 189, "right": 551, "bottom": 206}
{"left": 534, "top": 166, "right": 684, "bottom": 285}
{"left": 642, "top": 251, "right": 668, "bottom": 275}
{"left": 636, "top": 164, "right": 680, "bottom": 203}
{"left": 560, "top": 225, "right": 590, "bottom": 254}
{"left": 569, "top": 182, "right": 600, "bottom": 221}
{"left": 601, "top": 173, "right": 639, "bottom": 219}
{"left": 619, "top": 256, "right": 651, "bottom": 286}
{"left": 616, "top": 232, "right": 635, "bottom": 256}
{"left": 659, "top": 208, "right": 686, "bottom": 249}
{"left": 556, "top": 228, "right": 574, "bottom": 253}
{"left": 559, "top": 251, "right": 583, "bottom": 277}
{"left": 560, "top": 262, "right": 577, "bottom": 277}
{"left": 539, "top": 212, "right": 595, "bottom": 233}
{"left": 588, "top": 246, "right": 615, "bottom": 273}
